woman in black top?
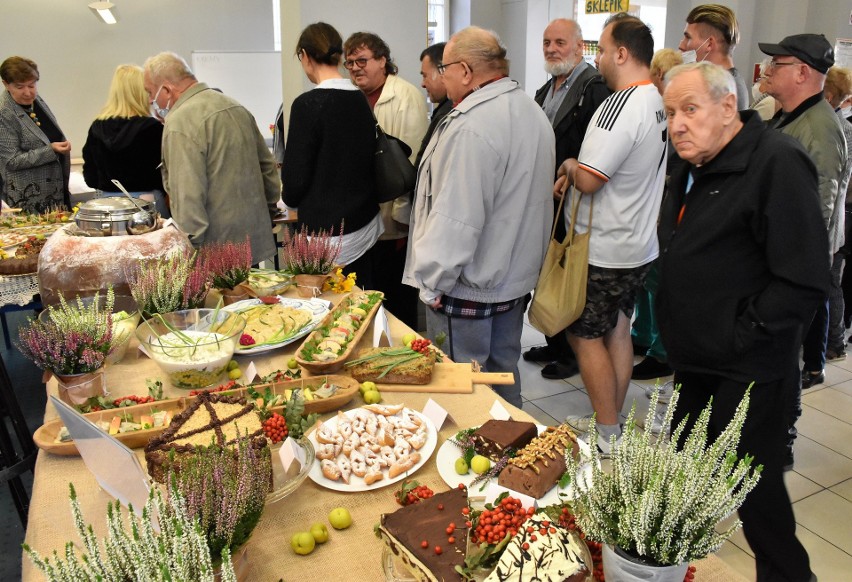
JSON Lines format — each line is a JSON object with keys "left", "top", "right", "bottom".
{"left": 283, "top": 22, "right": 380, "bottom": 288}
{"left": 82, "top": 64, "right": 169, "bottom": 218}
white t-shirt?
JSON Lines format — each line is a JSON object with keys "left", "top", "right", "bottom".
{"left": 570, "top": 82, "right": 666, "bottom": 268}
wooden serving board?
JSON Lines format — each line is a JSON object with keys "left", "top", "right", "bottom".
{"left": 374, "top": 362, "right": 515, "bottom": 394}
{"left": 34, "top": 375, "right": 359, "bottom": 456}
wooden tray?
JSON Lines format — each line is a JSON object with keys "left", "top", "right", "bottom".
{"left": 34, "top": 375, "right": 359, "bottom": 456}
{"left": 372, "top": 362, "right": 515, "bottom": 394}
{"left": 294, "top": 290, "right": 384, "bottom": 374}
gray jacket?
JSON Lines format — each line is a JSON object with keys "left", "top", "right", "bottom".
{"left": 403, "top": 78, "right": 554, "bottom": 304}
{"left": 161, "top": 83, "right": 280, "bottom": 264}
{"left": 0, "top": 91, "right": 69, "bottom": 212}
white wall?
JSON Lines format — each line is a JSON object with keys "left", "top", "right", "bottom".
{"left": 0, "top": 0, "right": 275, "bottom": 154}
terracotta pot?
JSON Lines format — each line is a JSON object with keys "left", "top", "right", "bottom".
{"left": 294, "top": 273, "right": 329, "bottom": 298}
{"left": 220, "top": 286, "right": 250, "bottom": 305}
{"left": 54, "top": 368, "right": 107, "bottom": 405}
{"left": 214, "top": 542, "right": 251, "bottom": 582}
{"left": 602, "top": 544, "right": 689, "bottom": 582}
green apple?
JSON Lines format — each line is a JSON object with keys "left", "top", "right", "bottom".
{"left": 470, "top": 455, "right": 491, "bottom": 475}
{"left": 328, "top": 507, "right": 352, "bottom": 530}
{"left": 227, "top": 360, "right": 239, "bottom": 371}
{"left": 401, "top": 332, "right": 417, "bottom": 347}
{"left": 363, "top": 389, "right": 382, "bottom": 404}
{"left": 290, "top": 531, "right": 316, "bottom": 555}
{"left": 359, "top": 381, "right": 377, "bottom": 395}
{"left": 287, "top": 357, "right": 299, "bottom": 370}
{"left": 454, "top": 457, "right": 469, "bottom": 475}
{"left": 310, "top": 522, "right": 329, "bottom": 544}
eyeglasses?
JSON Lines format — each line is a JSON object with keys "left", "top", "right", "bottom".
{"left": 297, "top": 49, "right": 304, "bottom": 62}
{"left": 343, "top": 56, "right": 374, "bottom": 70}
{"left": 768, "top": 59, "right": 802, "bottom": 69}
{"left": 437, "top": 61, "right": 465, "bottom": 75}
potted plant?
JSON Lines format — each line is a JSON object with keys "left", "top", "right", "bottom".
{"left": 280, "top": 223, "right": 343, "bottom": 297}
{"left": 17, "top": 287, "right": 115, "bottom": 405}
{"left": 127, "top": 249, "right": 210, "bottom": 316}
{"left": 199, "top": 237, "right": 253, "bottom": 305}
{"left": 165, "top": 433, "right": 273, "bottom": 577}
{"left": 23, "top": 483, "right": 237, "bottom": 582}
{"left": 564, "top": 389, "right": 762, "bottom": 581}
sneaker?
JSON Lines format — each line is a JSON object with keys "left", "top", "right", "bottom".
{"left": 566, "top": 414, "right": 594, "bottom": 434}
{"left": 541, "top": 360, "right": 579, "bottom": 379}
{"left": 523, "top": 345, "right": 558, "bottom": 362}
{"left": 801, "top": 369, "right": 825, "bottom": 389}
{"left": 826, "top": 348, "right": 847, "bottom": 362}
{"left": 631, "top": 357, "right": 673, "bottom": 380}
{"left": 638, "top": 408, "right": 668, "bottom": 436}
{"left": 596, "top": 433, "right": 621, "bottom": 458}
{"left": 643, "top": 380, "right": 674, "bottom": 404}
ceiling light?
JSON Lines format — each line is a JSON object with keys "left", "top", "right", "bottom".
{"left": 88, "top": 1, "right": 117, "bottom": 24}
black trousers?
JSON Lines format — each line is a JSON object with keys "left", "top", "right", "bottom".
{"left": 371, "top": 237, "right": 419, "bottom": 330}
{"left": 672, "top": 369, "right": 812, "bottom": 582}
{"left": 543, "top": 197, "right": 576, "bottom": 363}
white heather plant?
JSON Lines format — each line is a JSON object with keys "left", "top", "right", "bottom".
{"left": 23, "top": 483, "right": 236, "bottom": 582}
{"left": 565, "top": 387, "right": 762, "bottom": 566}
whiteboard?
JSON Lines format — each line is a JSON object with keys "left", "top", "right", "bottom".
{"left": 191, "top": 51, "right": 282, "bottom": 143}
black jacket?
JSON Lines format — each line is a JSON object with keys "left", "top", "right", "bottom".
{"left": 657, "top": 111, "right": 830, "bottom": 382}
{"left": 82, "top": 116, "right": 164, "bottom": 192}
{"left": 534, "top": 64, "right": 611, "bottom": 172}
{"left": 415, "top": 98, "right": 452, "bottom": 169}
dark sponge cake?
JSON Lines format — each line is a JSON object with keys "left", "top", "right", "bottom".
{"left": 497, "top": 424, "right": 578, "bottom": 499}
{"left": 472, "top": 419, "right": 537, "bottom": 461}
{"left": 377, "top": 486, "right": 470, "bottom": 582}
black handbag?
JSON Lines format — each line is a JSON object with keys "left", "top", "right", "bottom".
{"left": 374, "top": 123, "right": 415, "bottom": 203}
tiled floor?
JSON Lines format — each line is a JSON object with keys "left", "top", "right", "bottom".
{"left": 517, "top": 319, "right": 852, "bottom": 581}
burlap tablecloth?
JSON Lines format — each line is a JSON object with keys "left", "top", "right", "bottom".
{"left": 22, "top": 292, "right": 746, "bottom": 581}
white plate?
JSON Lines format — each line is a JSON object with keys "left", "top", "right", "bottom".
{"left": 435, "top": 425, "right": 593, "bottom": 504}
{"left": 223, "top": 296, "right": 330, "bottom": 355}
{"left": 307, "top": 407, "right": 437, "bottom": 492}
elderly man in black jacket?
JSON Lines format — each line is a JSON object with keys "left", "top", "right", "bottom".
{"left": 657, "top": 61, "right": 824, "bottom": 582}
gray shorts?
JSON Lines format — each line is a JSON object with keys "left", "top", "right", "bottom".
{"left": 567, "top": 263, "right": 651, "bottom": 339}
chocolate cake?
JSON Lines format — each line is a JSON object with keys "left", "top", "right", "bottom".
{"left": 377, "top": 486, "right": 470, "bottom": 582}
{"left": 497, "top": 424, "right": 578, "bottom": 499}
{"left": 144, "top": 392, "right": 266, "bottom": 482}
{"left": 471, "top": 420, "right": 537, "bottom": 461}
{"left": 483, "top": 512, "right": 589, "bottom": 581}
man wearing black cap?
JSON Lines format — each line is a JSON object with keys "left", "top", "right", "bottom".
{"left": 760, "top": 33, "right": 847, "bottom": 474}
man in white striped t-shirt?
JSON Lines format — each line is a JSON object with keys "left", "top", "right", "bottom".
{"left": 555, "top": 13, "right": 667, "bottom": 454}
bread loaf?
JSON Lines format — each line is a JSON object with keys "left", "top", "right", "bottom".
{"left": 348, "top": 347, "right": 436, "bottom": 385}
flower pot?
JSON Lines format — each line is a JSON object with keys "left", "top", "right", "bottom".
{"left": 602, "top": 545, "right": 689, "bottom": 582}
{"left": 294, "top": 273, "right": 329, "bottom": 298}
{"left": 54, "top": 368, "right": 107, "bottom": 406}
{"left": 220, "top": 286, "right": 250, "bottom": 305}
{"left": 214, "top": 542, "right": 251, "bottom": 582}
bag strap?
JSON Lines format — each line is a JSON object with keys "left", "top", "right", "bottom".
{"left": 551, "top": 184, "right": 594, "bottom": 246}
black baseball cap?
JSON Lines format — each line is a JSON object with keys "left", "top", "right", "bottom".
{"left": 759, "top": 33, "right": 834, "bottom": 74}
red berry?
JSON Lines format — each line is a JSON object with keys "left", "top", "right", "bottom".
{"left": 421, "top": 540, "right": 428, "bottom": 548}
{"left": 434, "top": 546, "right": 442, "bottom": 555}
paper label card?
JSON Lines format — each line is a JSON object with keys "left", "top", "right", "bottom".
{"left": 422, "top": 398, "right": 451, "bottom": 430}
{"left": 483, "top": 482, "right": 537, "bottom": 510}
{"left": 243, "top": 361, "right": 258, "bottom": 384}
{"left": 373, "top": 305, "right": 391, "bottom": 347}
{"left": 279, "top": 436, "right": 305, "bottom": 471}
{"left": 489, "top": 400, "right": 511, "bottom": 420}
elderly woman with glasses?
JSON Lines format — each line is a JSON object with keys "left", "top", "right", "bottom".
{"left": 282, "top": 22, "right": 382, "bottom": 288}
{"left": 0, "top": 56, "right": 71, "bottom": 212}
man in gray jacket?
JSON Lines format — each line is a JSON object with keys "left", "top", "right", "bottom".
{"left": 143, "top": 52, "right": 280, "bottom": 265}
{"left": 403, "top": 27, "right": 554, "bottom": 408}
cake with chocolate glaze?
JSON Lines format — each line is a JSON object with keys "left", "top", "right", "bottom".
{"left": 497, "top": 424, "right": 578, "bottom": 499}
{"left": 484, "top": 512, "right": 589, "bottom": 581}
{"left": 144, "top": 391, "right": 266, "bottom": 482}
{"left": 471, "top": 420, "right": 537, "bottom": 461}
{"left": 377, "top": 486, "right": 469, "bottom": 582}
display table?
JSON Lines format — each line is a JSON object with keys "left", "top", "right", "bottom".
{"left": 21, "top": 292, "right": 746, "bottom": 581}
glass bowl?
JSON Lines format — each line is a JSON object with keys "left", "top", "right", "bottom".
{"left": 39, "top": 294, "right": 140, "bottom": 365}
{"left": 135, "top": 309, "right": 246, "bottom": 389}
{"left": 266, "top": 437, "right": 315, "bottom": 504}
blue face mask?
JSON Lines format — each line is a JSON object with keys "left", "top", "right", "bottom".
{"left": 150, "top": 85, "right": 171, "bottom": 120}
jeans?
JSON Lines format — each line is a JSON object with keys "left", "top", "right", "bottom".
{"left": 827, "top": 251, "right": 845, "bottom": 352}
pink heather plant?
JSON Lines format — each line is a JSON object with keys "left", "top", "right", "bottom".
{"left": 281, "top": 223, "right": 344, "bottom": 275}
{"left": 127, "top": 249, "right": 210, "bottom": 315}
{"left": 198, "top": 238, "right": 252, "bottom": 290}
{"left": 17, "top": 288, "right": 115, "bottom": 375}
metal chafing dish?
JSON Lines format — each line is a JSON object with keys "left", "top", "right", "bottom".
{"left": 74, "top": 197, "right": 159, "bottom": 236}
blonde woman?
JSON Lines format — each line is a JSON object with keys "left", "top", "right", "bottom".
{"left": 82, "top": 64, "right": 169, "bottom": 217}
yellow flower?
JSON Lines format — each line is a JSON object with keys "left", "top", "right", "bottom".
{"left": 323, "top": 268, "right": 357, "bottom": 293}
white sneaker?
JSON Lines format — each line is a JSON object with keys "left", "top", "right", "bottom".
{"left": 566, "top": 414, "right": 594, "bottom": 434}
{"left": 644, "top": 380, "right": 674, "bottom": 404}
{"left": 596, "top": 433, "right": 621, "bottom": 458}
{"left": 638, "top": 408, "right": 668, "bottom": 436}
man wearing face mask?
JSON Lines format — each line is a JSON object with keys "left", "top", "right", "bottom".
{"left": 678, "top": 4, "right": 749, "bottom": 110}
{"left": 143, "top": 52, "right": 280, "bottom": 265}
